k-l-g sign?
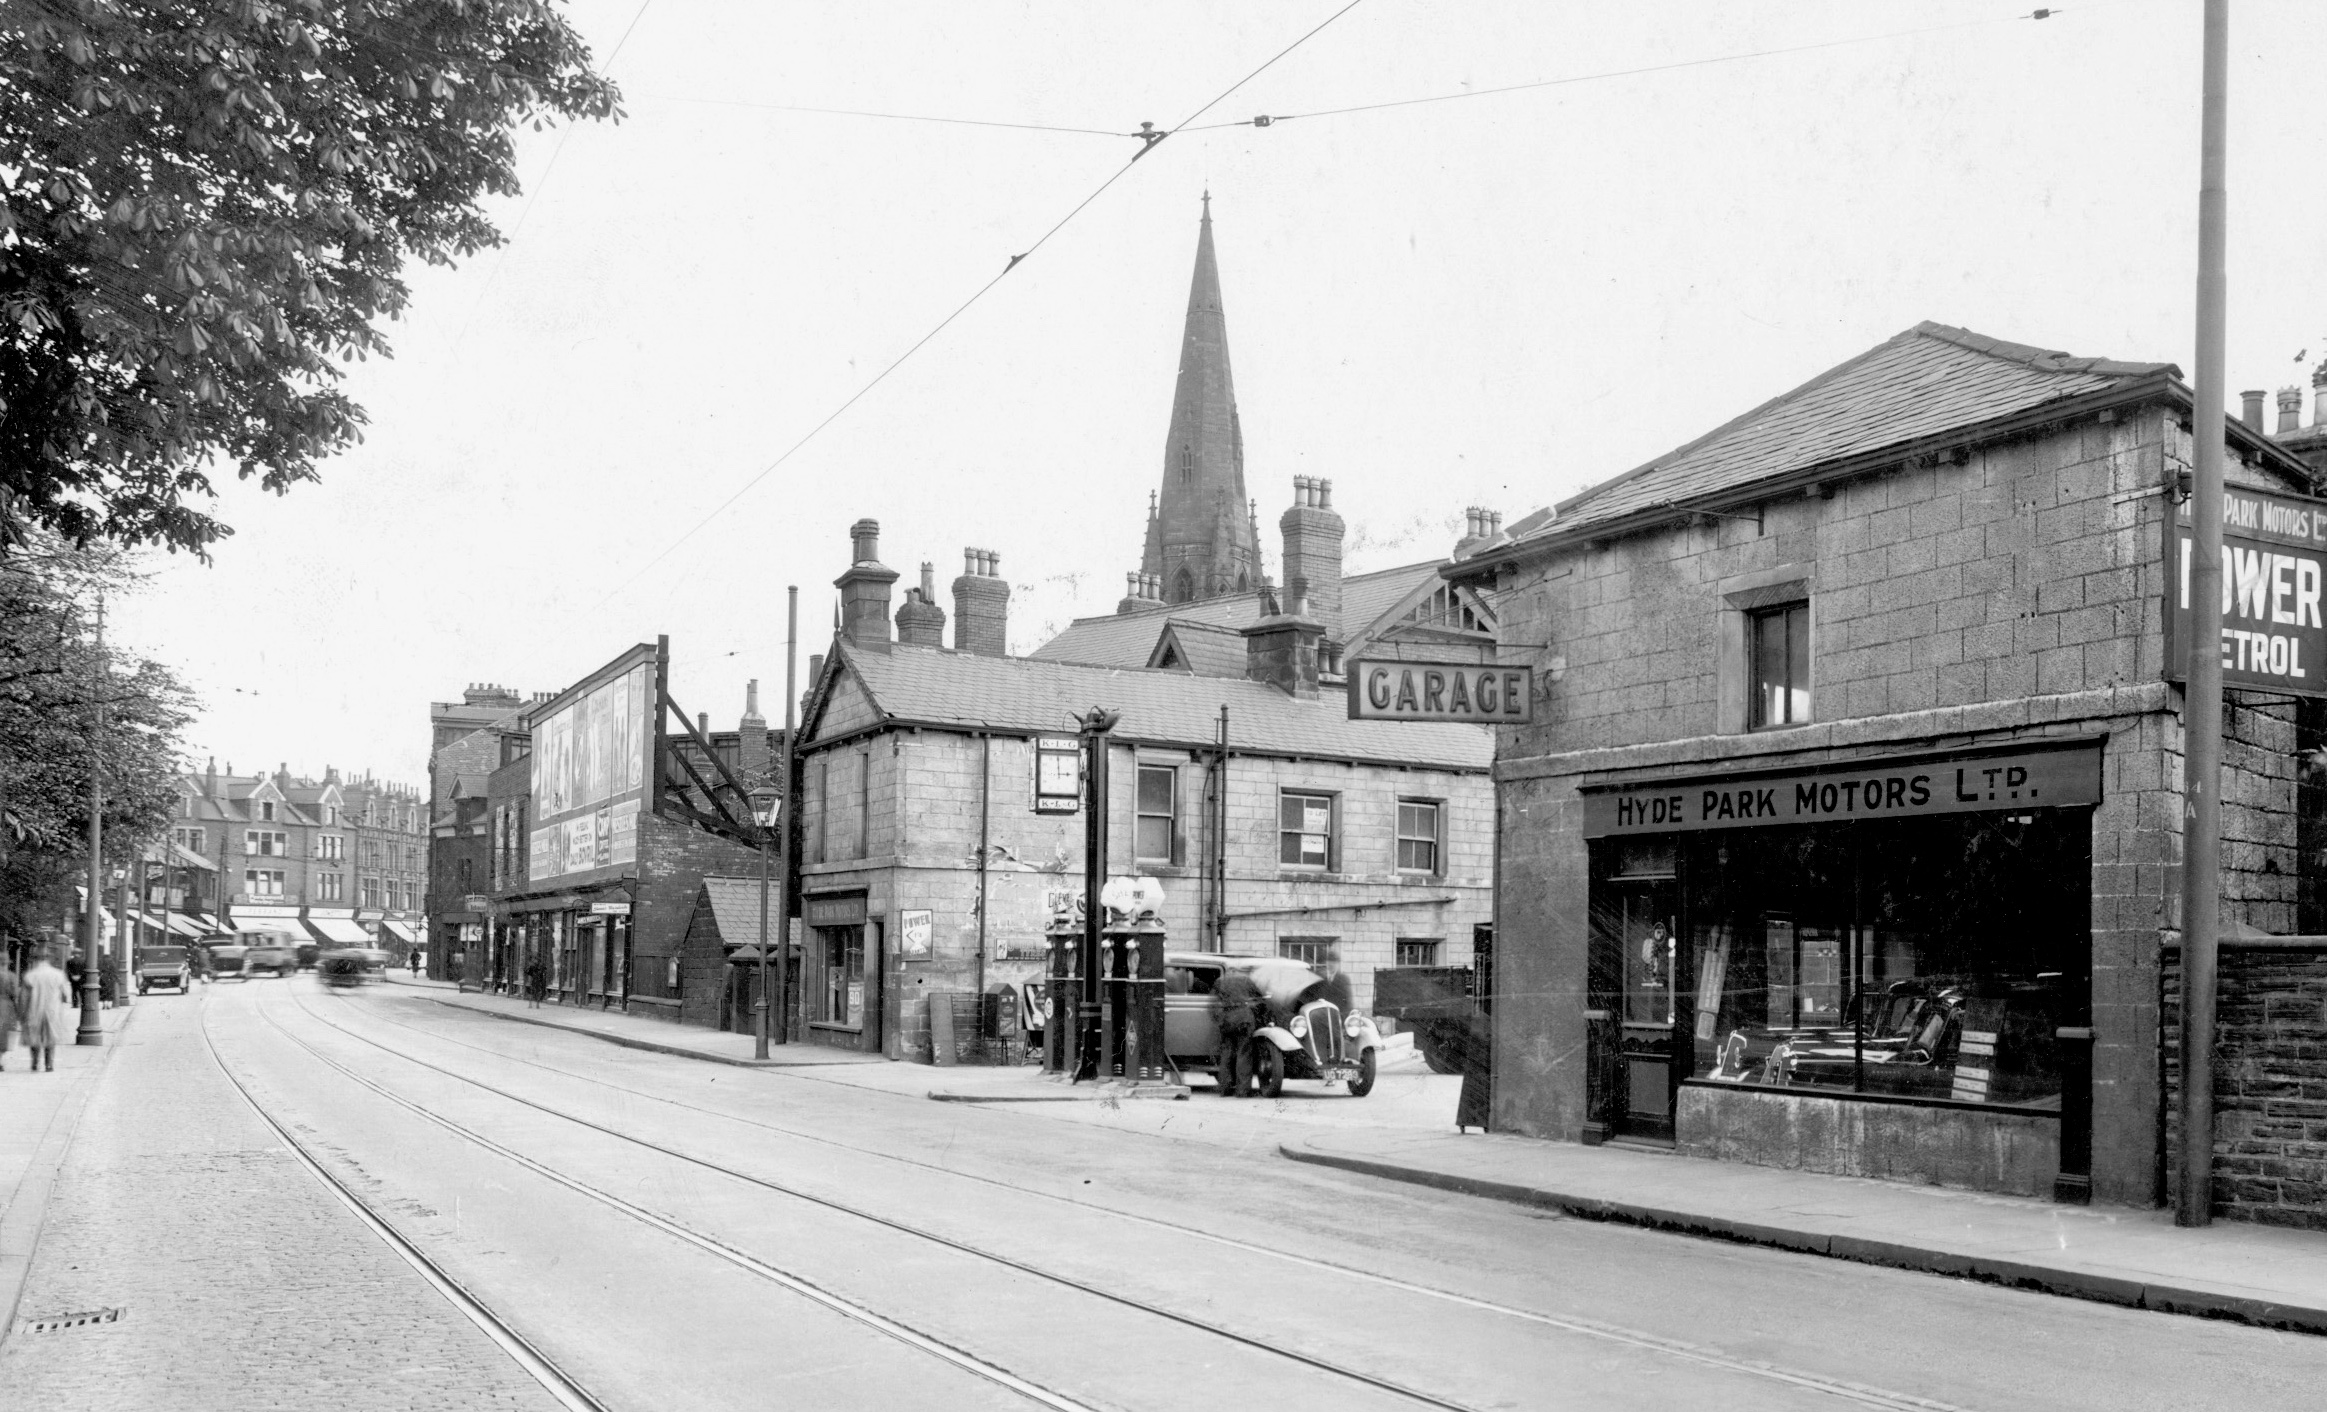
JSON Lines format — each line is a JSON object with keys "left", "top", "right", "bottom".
{"left": 1347, "top": 660, "right": 1532, "bottom": 723}
{"left": 2165, "top": 482, "right": 2327, "bottom": 697}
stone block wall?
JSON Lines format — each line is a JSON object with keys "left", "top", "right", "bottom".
{"left": 2163, "top": 946, "right": 2327, "bottom": 1229}
{"left": 632, "top": 811, "right": 762, "bottom": 1012}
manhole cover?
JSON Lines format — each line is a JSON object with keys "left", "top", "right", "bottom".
{"left": 20, "top": 1308, "right": 124, "bottom": 1334}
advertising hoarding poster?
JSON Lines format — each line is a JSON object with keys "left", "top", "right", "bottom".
{"left": 528, "top": 645, "right": 656, "bottom": 888}
{"left": 2164, "top": 481, "right": 2327, "bottom": 698}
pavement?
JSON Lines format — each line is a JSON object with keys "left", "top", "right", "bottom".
{"left": 402, "top": 975, "right": 2327, "bottom": 1339}
{"left": 0, "top": 1002, "right": 133, "bottom": 1339}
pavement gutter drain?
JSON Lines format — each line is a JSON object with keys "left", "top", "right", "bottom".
{"left": 22, "top": 1308, "right": 124, "bottom": 1334}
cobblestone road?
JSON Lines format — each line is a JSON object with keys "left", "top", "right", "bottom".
{"left": 0, "top": 986, "right": 560, "bottom": 1412}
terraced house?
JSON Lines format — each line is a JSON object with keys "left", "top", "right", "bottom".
{"left": 1448, "top": 321, "right": 2327, "bottom": 1228}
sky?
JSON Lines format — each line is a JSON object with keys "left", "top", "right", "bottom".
{"left": 102, "top": 0, "right": 2327, "bottom": 790}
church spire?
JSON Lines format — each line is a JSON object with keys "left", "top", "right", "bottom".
{"left": 1143, "top": 193, "right": 1257, "bottom": 603}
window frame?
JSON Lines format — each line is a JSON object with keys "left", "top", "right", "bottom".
{"left": 1134, "top": 763, "right": 1178, "bottom": 866}
{"left": 1395, "top": 938, "right": 1444, "bottom": 968}
{"left": 1277, "top": 936, "right": 1338, "bottom": 968}
{"left": 1747, "top": 599, "right": 1812, "bottom": 730}
{"left": 1277, "top": 789, "right": 1340, "bottom": 872}
{"left": 1395, "top": 797, "right": 1445, "bottom": 877}
{"left": 244, "top": 867, "right": 284, "bottom": 898}
{"left": 316, "top": 873, "right": 343, "bottom": 902}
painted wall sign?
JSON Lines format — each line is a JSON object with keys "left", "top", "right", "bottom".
{"left": 899, "top": 908, "right": 933, "bottom": 959}
{"left": 1347, "top": 661, "right": 1532, "bottom": 723}
{"left": 1581, "top": 742, "right": 2103, "bottom": 838}
{"left": 2164, "top": 482, "right": 2327, "bottom": 698}
{"left": 589, "top": 902, "right": 631, "bottom": 916}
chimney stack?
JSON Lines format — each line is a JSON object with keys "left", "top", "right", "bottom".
{"left": 739, "top": 680, "right": 770, "bottom": 782}
{"left": 2279, "top": 386, "right": 2304, "bottom": 435}
{"left": 2242, "top": 389, "right": 2267, "bottom": 431}
{"left": 834, "top": 517, "right": 899, "bottom": 648}
{"left": 1241, "top": 590, "right": 1324, "bottom": 699}
{"left": 896, "top": 561, "right": 949, "bottom": 646}
{"left": 952, "top": 548, "right": 1010, "bottom": 657}
{"left": 1278, "top": 476, "right": 1345, "bottom": 644}
{"left": 1454, "top": 506, "right": 1505, "bottom": 558}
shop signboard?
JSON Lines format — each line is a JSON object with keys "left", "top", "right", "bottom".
{"left": 899, "top": 909, "right": 933, "bottom": 959}
{"left": 1582, "top": 741, "right": 2103, "bottom": 838}
{"left": 2164, "top": 481, "right": 2327, "bottom": 697}
{"left": 529, "top": 644, "right": 656, "bottom": 888}
{"left": 1347, "top": 660, "right": 1532, "bottom": 723}
{"left": 804, "top": 892, "right": 868, "bottom": 928}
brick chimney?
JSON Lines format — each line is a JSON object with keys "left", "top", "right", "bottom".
{"left": 739, "top": 680, "right": 770, "bottom": 783}
{"left": 2278, "top": 386, "right": 2304, "bottom": 435}
{"left": 896, "top": 562, "right": 948, "bottom": 646}
{"left": 1278, "top": 476, "right": 1344, "bottom": 642}
{"left": 835, "top": 518, "right": 899, "bottom": 648}
{"left": 1242, "top": 588, "right": 1324, "bottom": 698}
{"left": 952, "top": 548, "right": 1009, "bottom": 657}
{"left": 2242, "top": 389, "right": 2266, "bottom": 431}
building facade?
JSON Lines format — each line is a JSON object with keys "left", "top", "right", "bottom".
{"left": 169, "top": 761, "right": 427, "bottom": 949}
{"left": 1448, "top": 321, "right": 2326, "bottom": 1221}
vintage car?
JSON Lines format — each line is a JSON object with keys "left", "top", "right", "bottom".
{"left": 1163, "top": 951, "right": 1382, "bottom": 1097}
{"left": 134, "top": 943, "right": 191, "bottom": 994}
{"left": 206, "top": 943, "right": 249, "bottom": 980}
{"left": 317, "top": 947, "right": 391, "bottom": 988}
{"left": 242, "top": 942, "right": 299, "bottom": 979}
{"left": 1735, "top": 976, "right": 2067, "bottom": 1105}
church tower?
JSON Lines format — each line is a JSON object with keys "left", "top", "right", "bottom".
{"left": 1141, "top": 194, "right": 1260, "bottom": 604}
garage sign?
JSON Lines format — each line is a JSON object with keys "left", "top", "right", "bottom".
{"left": 1347, "top": 661, "right": 1532, "bottom": 723}
{"left": 2165, "top": 483, "right": 2327, "bottom": 698}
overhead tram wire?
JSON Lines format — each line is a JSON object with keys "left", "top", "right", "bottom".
{"left": 589, "top": 0, "right": 1370, "bottom": 615}
{"left": 1180, "top": 5, "right": 2080, "bottom": 133}
{"left": 631, "top": 94, "right": 1127, "bottom": 138}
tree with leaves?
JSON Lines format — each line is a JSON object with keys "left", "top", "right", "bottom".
{"left": 0, "top": 533, "right": 193, "bottom": 945}
{"left": 0, "top": 1, "right": 620, "bottom": 557}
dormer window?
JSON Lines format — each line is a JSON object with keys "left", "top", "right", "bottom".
{"left": 260, "top": 801, "right": 276, "bottom": 822}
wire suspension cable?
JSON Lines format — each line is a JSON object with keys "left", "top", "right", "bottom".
{"left": 591, "top": 0, "right": 1368, "bottom": 612}
{"left": 633, "top": 94, "right": 1126, "bottom": 138}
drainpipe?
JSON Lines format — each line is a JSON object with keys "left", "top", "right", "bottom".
{"left": 976, "top": 733, "right": 991, "bottom": 1001}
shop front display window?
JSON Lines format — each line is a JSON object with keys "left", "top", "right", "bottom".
{"left": 822, "top": 925, "right": 864, "bottom": 1026}
{"left": 1682, "top": 812, "right": 2087, "bottom": 1109}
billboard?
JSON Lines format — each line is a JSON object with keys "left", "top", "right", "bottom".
{"left": 528, "top": 645, "right": 656, "bottom": 887}
{"left": 2164, "top": 483, "right": 2327, "bottom": 698}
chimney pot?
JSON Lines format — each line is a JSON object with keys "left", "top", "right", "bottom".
{"left": 2278, "top": 386, "right": 2303, "bottom": 435}
{"left": 697, "top": 712, "right": 709, "bottom": 739}
{"left": 2242, "top": 389, "right": 2267, "bottom": 431}
{"left": 953, "top": 547, "right": 1010, "bottom": 656}
{"left": 835, "top": 516, "right": 899, "bottom": 646}
{"left": 744, "top": 679, "right": 761, "bottom": 720}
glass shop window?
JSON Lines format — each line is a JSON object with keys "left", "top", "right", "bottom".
{"left": 1683, "top": 811, "right": 2089, "bottom": 1109}
{"left": 822, "top": 925, "right": 864, "bottom": 1027}
{"left": 1749, "top": 601, "right": 1811, "bottom": 728}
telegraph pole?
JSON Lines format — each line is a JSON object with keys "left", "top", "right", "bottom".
{"left": 779, "top": 585, "right": 797, "bottom": 1045}
{"left": 2176, "top": 0, "right": 2230, "bottom": 1228}
{"left": 77, "top": 596, "right": 106, "bottom": 1045}
{"left": 1073, "top": 707, "right": 1118, "bottom": 1081}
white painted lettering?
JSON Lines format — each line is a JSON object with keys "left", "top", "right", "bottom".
{"left": 2272, "top": 554, "right": 2297, "bottom": 624}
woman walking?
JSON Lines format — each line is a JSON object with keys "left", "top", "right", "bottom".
{"left": 20, "top": 947, "right": 73, "bottom": 1072}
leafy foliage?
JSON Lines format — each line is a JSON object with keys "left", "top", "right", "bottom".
{"left": 0, "top": 1, "right": 620, "bottom": 556}
{"left": 0, "top": 533, "right": 195, "bottom": 941}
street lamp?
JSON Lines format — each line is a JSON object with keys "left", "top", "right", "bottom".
{"left": 750, "top": 783, "right": 782, "bottom": 1060}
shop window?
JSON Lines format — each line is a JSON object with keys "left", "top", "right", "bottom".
{"left": 1034, "top": 737, "right": 1081, "bottom": 814}
{"left": 1396, "top": 799, "right": 1443, "bottom": 874}
{"left": 1395, "top": 938, "right": 1442, "bottom": 967}
{"left": 1668, "top": 811, "right": 2089, "bottom": 1109}
{"left": 1749, "top": 601, "right": 1811, "bottom": 728}
{"left": 1136, "top": 765, "right": 1177, "bottom": 864}
{"left": 1278, "top": 790, "right": 1338, "bottom": 870}
{"left": 823, "top": 926, "right": 865, "bottom": 1026}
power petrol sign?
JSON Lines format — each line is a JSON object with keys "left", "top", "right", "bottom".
{"left": 1346, "top": 660, "right": 1532, "bottom": 723}
{"left": 2165, "top": 482, "right": 2327, "bottom": 697}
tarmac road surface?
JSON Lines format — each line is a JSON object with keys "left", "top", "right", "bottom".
{"left": 5, "top": 978, "right": 2323, "bottom": 1411}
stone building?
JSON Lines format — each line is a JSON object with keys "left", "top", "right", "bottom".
{"left": 790, "top": 518, "right": 1494, "bottom": 1062}
{"left": 425, "top": 684, "right": 533, "bottom": 979}
{"left": 169, "top": 761, "right": 427, "bottom": 949}
{"left": 1445, "top": 321, "right": 2327, "bottom": 1222}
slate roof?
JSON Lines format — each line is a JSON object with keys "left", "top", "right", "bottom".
{"left": 696, "top": 876, "right": 781, "bottom": 947}
{"left": 1032, "top": 560, "right": 1467, "bottom": 670}
{"left": 1152, "top": 620, "right": 1249, "bottom": 676}
{"left": 827, "top": 641, "right": 1492, "bottom": 771}
{"left": 1542, "top": 322, "right": 2173, "bottom": 537}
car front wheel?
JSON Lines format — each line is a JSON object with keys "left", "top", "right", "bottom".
{"left": 1249, "top": 1042, "right": 1285, "bottom": 1099}
{"left": 1348, "top": 1048, "right": 1377, "bottom": 1098}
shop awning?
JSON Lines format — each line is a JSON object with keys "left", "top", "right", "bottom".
{"left": 167, "top": 841, "right": 216, "bottom": 871}
{"left": 163, "top": 913, "right": 211, "bottom": 938}
{"left": 381, "top": 918, "right": 418, "bottom": 943}
{"left": 229, "top": 904, "right": 303, "bottom": 934}
{"left": 304, "top": 911, "right": 371, "bottom": 946}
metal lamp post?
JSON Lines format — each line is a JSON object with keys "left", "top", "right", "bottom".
{"left": 76, "top": 597, "right": 106, "bottom": 1046}
{"left": 750, "top": 783, "right": 782, "bottom": 1060}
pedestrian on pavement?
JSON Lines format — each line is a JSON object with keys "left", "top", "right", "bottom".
{"left": 100, "top": 949, "right": 119, "bottom": 1007}
{"left": 63, "top": 947, "right": 85, "bottom": 1003}
{"left": 524, "top": 956, "right": 547, "bottom": 1009}
{"left": 0, "top": 961, "right": 19, "bottom": 1071}
{"left": 408, "top": 947, "right": 421, "bottom": 977}
{"left": 20, "top": 947, "right": 73, "bottom": 1072}
{"left": 189, "top": 942, "right": 210, "bottom": 985}
{"left": 1210, "top": 967, "right": 1262, "bottom": 1096}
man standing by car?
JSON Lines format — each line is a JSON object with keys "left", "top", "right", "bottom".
{"left": 1210, "top": 968, "right": 1262, "bottom": 1096}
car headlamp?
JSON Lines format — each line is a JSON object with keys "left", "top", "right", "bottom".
{"left": 1289, "top": 1014, "right": 1308, "bottom": 1038}
{"left": 1344, "top": 1014, "right": 1364, "bottom": 1039}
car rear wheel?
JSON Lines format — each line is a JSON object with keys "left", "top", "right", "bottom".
{"left": 1348, "top": 1048, "right": 1377, "bottom": 1098}
{"left": 1249, "top": 1042, "right": 1284, "bottom": 1099}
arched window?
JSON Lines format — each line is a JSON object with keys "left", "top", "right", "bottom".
{"left": 1172, "top": 567, "right": 1195, "bottom": 603}
{"left": 1237, "top": 571, "right": 1249, "bottom": 592}
{"left": 1180, "top": 444, "right": 1193, "bottom": 483}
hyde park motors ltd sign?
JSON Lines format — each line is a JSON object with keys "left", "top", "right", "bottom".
{"left": 1346, "top": 660, "right": 1533, "bottom": 724}
{"left": 2165, "top": 482, "right": 2327, "bottom": 697}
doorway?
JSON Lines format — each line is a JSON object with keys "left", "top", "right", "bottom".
{"left": 1591, "top": 844, "right": 1681, "bottom": 1143}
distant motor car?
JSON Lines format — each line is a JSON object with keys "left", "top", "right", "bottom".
{"left": 135, "top": 943, "right": 191, "bottom": 994}
{"left": 242, "top": 943, "right": 298, "bottom": 979}
{"left": 207, "top": 944, "right": 249, "bottom": 980}
{"left": 317, "top": 948, "right": 390, "bottom": 988}
{"left": 1163, "top": 951, "right": 1382, "bottom": 1098}
{"left": 294, "top": 941, "right": 320, "bottom": 971}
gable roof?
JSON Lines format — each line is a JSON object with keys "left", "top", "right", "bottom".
{"left": 693, "top": 877, "right": 780, "bottom": 948}
{"left": 813, "top": 641, "right": 1491, "bottom": 771}
{"left": 1542, "top": 322, "right": 2174, "bottom": 540}
{"left": 1031, "top": 560, "right": 1475, "bottom": 672}
{"left": 1149, "top": 620, "right": 1249, "bottom": 676}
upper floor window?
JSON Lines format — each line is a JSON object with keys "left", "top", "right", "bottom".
{"left": 319, "top": 834, "right": 344, "bottom": 862}
{"left": 1395, "top": 799, "right": 1442, "bottom": 875}
{"left": 1279, "top": 790, "right": 1337, "bottom": 870}
{"left": 244, "top": 868, "right": 283, "bottom": 898}
{"left": 1135, "top": 765, "right": 1177, "bottom": 864}
{"left": 316, "top": 873, "right": 344, "bottom": 901}
{"left": 245, "top": 830, "right": 286, "bottom": 857}
{"left": 172, "top": 826, "right": 205, "bottom": 853}
{"left": 1749, "top": 601, "right": 1811, "bottom": 729}
{"left": 259, "top": 801, "right": 276, "bottom": 822}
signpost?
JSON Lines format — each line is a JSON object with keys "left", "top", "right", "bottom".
{"left": 1346, "top": 660, "right": 1532, "bottom": 724}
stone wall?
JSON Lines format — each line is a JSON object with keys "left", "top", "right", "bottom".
{"left": 2163, "top": 945, "right": 2327, "bottom": 1229}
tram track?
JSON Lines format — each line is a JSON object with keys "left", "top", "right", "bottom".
{"left": 293, "top": 985, "right": 1972, "bottom": 1412}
